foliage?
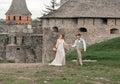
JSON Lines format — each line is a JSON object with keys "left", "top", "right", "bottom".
{"left": 0, "top": 19, "right": 6, "bottom": 25}
{"left": 66, "top": 37, "right": 120, "bottom": 67}
{"left": 42, "top": 0, "right": 60, "bottom": 15}
{"left": 32, "top": 19, "right": 41, "bottom": 26}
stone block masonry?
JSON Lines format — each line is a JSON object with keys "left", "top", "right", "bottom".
{"left": 0, "top": 24, "right": 43, "bottom": 63}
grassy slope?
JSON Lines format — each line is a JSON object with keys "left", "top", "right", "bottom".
{"left": 0, "top": 37, "right": 120, "bottom": 84}
{"left": 65, "top": 37, "right": 120, "bottom": 84}
{"left": 67, "top": 37, "right": 120, "bottom": 67}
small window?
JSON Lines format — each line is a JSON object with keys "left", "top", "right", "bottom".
{"left": 79, "top": 27, "right": 87, "bottom": 32}
{"left": 17, "top": 48, "right": 20, "bottom": 50}
{"left": 102, "top": 18, "right": 107, "bottom": 24}
{"left": 27, "top": 17, "right": 29, "bottom": 21}
{"left": 13, "top": 16, "right": 16, "bottom": 20}
{"left": 115, "top": 19, "right": 117, "bottom": 25}
{"left": 19, "top": 16, "right": 22, "bottom": 20}
{"left": 53, "top": 26, "right": 59, "bottom": 32}
{"left": 8, "top": 16, "right": 10, "bottom": 20}
{"left": 22, "top": 36, "right": 24, "bottom": 44}
{"left": 14, "top": 37, "right": 17, "bottom": 44}
{"left": 7, "top": 37, "right": 9, "bottom": 44}
{"left": 110, "top": 28, "right": 119, "bottom": 34}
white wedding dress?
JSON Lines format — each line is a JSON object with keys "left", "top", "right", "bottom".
{"left": 49, "top": 39, "right": 66, "bottom": 66}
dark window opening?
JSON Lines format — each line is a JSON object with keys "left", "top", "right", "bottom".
{"left": 53, "top": 26, "right": 59, "bottom": 32}
{"left": 14, "top": 37, "right": 17, "bottom": 44}
{"left": 102, "top": 18, "right": 107, "bottom": 24}
{"left": 27, "top": 17, "right": 29, "bottom": 21}
{"left": 110, "top": 28, "right": 119, "bottom": 34}
{"left": 17, "top": 48, "right": 20, "bottom": 50}
{"left": 36, "top": 39, "right": 39, "bottom": 42}
{"left": 115, "top": 19, "right": 117, "bottom": 25}
{"left": 7, "top": 37, "right": 9, "bottom": 44}
{"left": 8, "top": 16, "right": 10, "bottom": 20}
{"left": 19, "top": 16, "right": 22, "bottom": 20}
{"left": 13, "top": 16, "right": 16, "bottom": 20}
{"left": 79, "top": 27, "right": 87, "bottom": 32}
{"left": 22, "top": 36, "right": 24, "bottom": 44}
{"left": 31, "top": 49, "right": 37, "bottom": 59}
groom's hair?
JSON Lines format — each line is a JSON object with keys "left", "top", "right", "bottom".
{"left": 76, "top": 33, "right": 81, "bottom": 36}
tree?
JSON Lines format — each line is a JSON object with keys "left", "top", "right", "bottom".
{"left": 0, "top": 19, "right": 6, "bottom": 25}
{"left": 43, "top": 0, "right": 60, "bottom": 15}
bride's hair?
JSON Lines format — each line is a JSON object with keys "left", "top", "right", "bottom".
{"left": 61, "top": 34, "right": 65, "bottom": 39}
{"left": 59, "top": 33, "right": 65, "bottom": 39}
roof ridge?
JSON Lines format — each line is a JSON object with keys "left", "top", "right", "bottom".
{"left": 41, "top": 0, "right": 120, "bottom": 18}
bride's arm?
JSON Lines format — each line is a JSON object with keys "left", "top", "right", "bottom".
{"left": 64, "top": 41, "right": 70, "bottom": 46}
{"left": 71, "top": 40, "right": 77, "bottom": 47}
{"left": 55, "top": 39, "right": 59, "bottom": 49}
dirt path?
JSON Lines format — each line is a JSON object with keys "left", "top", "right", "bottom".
{"left": 0, "top": 63, "right": 43, "bottom": 69}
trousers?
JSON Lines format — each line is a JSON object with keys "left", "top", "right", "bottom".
{"left": 76, "top": 49, "right": 83, "bottom": 66}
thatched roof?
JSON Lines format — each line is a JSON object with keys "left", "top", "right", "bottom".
{"left": 6, "top": 0, "right": 31, "bottom": 15}
{"left": 42, "top": 0, "right": 120, "bottom": 18}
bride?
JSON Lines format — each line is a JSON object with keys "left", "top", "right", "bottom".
{"left": 49, "top": 34, "right": 69, "bottom": 66}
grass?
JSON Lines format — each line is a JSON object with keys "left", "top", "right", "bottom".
{"left": 0, "top": 37, "right": 120, "bottom": 84}
{"left": 67, "top": 37, "right": 120, "bottom": 66}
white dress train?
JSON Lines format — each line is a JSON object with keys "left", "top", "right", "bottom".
{"left": 49, "top": 39, "right": 66, "bottom": 66}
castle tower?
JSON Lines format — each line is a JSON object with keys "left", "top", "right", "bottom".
{"left": 5, "top": 0, "right": 32, "bottom": 25}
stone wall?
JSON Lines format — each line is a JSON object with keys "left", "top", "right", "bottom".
{"left": 0, "top": 24, "right": 43, "bottom": 63}
{"left": 6, "top": 45, "right": 27, "bottom": 63}
{"left": 0, "top": 34, "right": 8, "bottom": 59}
{"left": 42, "top": 18, "right": 120, "bottom": 62}
{"left": 43, "top": 27, "right": 58, "bottom": 63}
{"left": 24, "top": 35, "right": 43, "bottom": 63}
{"left": 6, "top": 34, "right": 43, "bottom": 63}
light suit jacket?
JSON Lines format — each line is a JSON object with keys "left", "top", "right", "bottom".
{"left": 72, "top": 38, "right": 86, "bottom": 51}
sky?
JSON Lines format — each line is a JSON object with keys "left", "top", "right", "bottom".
{"left": 0, "top": 0, "right": 60, "bottom": 19}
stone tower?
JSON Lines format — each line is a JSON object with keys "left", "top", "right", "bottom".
{"left": 5, "top": 0, "right": 32, "bottom": 25}
{"left": 4, "top": 0, "right": 43, "bottom": 63}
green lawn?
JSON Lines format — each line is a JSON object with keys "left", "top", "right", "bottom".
{"left": 0, "top": 37, "right": 120, "bottom": 84}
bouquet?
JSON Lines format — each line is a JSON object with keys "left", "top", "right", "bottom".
{"left": 53, "top": 48, "right": 57, "bottom": 51}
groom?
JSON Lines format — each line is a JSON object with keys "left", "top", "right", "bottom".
{"left": 71, "top": 34, "right": 86, "bottom": 66}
